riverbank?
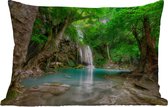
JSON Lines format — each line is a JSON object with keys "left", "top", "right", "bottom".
{"left": 1, "top": 69, "right": 167, "bottom": 105}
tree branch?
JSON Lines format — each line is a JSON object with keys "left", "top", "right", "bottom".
{"left": 72, "top": 15, "right": 93, "bottom": 22}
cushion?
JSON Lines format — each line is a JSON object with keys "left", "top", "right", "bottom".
{"left": 1, "top": 0, "right": 167, "bottom": 105}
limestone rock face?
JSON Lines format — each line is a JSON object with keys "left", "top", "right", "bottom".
{"left": 9, "top": 1, "right": 38, "bottom": 84}
{"left": 48, "top": 39, "right": 78, "bottom": 68}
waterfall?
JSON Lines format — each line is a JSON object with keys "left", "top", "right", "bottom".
{"left": 79, "top": 45, "right": 93, "bottom": 66}
{"left": 77, "top": 28, "right": 94, "bottom": 67}
{"left": 78, "top": 44, "right": 94, "bottom": 94}
{"left": 76, "top": 28, "right": 94, "bottom": 96}
{"left": 79, "top": 48, "right": 83, "bottom": 63}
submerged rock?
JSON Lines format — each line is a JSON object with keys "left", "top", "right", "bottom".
{"left": 29, "top": 82, "right": 70, "bottom": 95}
{"left": 8, "top": 83, "right": 70, "bottom": 106}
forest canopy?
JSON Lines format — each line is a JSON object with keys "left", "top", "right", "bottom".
{"left": 29, "top": 0, "right": 163, "bottom": 68}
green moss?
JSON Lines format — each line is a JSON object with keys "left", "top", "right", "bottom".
{"left": 1, "top": 89, "right": 19, "bottom": 105}
{"left": 6, "top": 89, "right": 19, "bottom": 100}
{"left": 67, "top": 60, "right": 76, "bottom": 67}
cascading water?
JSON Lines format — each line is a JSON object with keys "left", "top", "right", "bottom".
{"left": 77, "top": 29, "right": 94, "bottom": 67}
{"left": 79, "top": 48, "right": 83, "bottom": 64}
{"left": 79, "top": 45, "right": 94, "bottom": 67}
{"left": 76, "top": 28, "right": 94, "bottom": 96}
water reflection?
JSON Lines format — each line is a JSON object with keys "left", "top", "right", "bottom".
{"left": 77, "top": 66, "right": 94, "bottom": 94}
{"left": 21, "top": 68, "right": 129, "bottom": 103}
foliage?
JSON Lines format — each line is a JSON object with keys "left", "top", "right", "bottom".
{"left": 88, "top": 0, "right": 162, "bottom": 65}
{"left": 111, "top": 43, "right": 140, "bottom": 63}
{"left": 31, "top": 18, "right": 48, "bottom": 44}
{"left": 93, "top": 50, "right": 107, "bottom": 66}
{"left": 30, "top": 0, "right": 163, "bottom": 67}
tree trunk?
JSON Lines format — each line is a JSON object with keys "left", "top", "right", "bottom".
{"left": 106, "top": 43, "right": 111, "bottom": 60}
{"left": 143, "top": 16, "right": 158, "bottom": 74}
{"left": 24, "top": 19, "right": 69, "bottom": 74}
{"left": 132, "top": 16, "right": 158, "bottom": 80}
{"left": 8, "top": 1, "right": 38, "bottom": 89}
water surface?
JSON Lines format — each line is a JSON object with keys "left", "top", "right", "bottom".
{"left": 22, "top": 68, "right": 129, "bottom": 87}
{"left": 21, "top": 68, "right": 130, "bottom": 105}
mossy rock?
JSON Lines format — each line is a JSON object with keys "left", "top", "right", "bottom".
{"left": 1, "top": 89, "right": 20, "bottom": 105}
{"left": 75, "top": 64, "right": 84, "bottom": 68}
{"left": 67, "top": 60, "right": 76, "bottom": 67}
